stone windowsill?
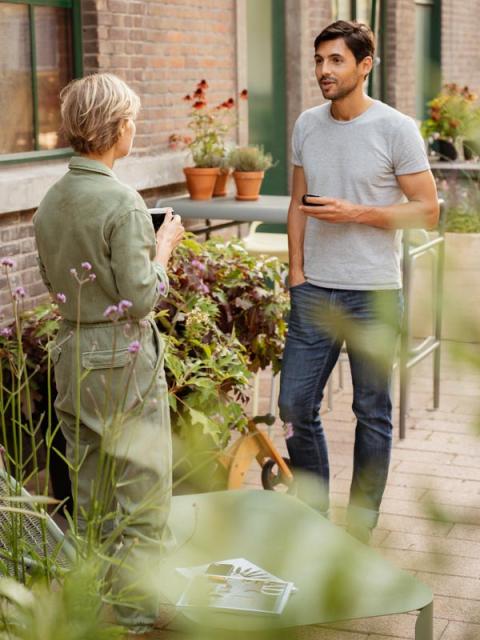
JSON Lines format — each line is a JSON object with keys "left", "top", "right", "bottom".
{"left": 0, "top": 151, "right": 188, "bottom": 215}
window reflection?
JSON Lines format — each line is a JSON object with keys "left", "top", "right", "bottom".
{"left": 0, "top": 4, "right": 34, "bottom": 154}
{"left": 35, "top": 6, "right": 73, "bottom": 150}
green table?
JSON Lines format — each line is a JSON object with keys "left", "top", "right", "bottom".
{"left": 161, "top": 490, "right": 433, "bottom": 638}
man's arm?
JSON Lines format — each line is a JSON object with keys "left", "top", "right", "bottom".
{"left": 287, "top": 165, "right": 308, "bottom": 286}
{"left": 300, "top": 169, "right": 439, "bottom": 230}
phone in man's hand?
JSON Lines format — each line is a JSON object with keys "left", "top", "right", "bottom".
{"left": 149, "top": 207, "right": 172, "bottom": 232}
{"left": 302, "top": 194, "right": 324, "bottom": 206}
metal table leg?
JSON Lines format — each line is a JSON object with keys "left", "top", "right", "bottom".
{"left": 415, "top": 601, "right": 433, "bottom": 640}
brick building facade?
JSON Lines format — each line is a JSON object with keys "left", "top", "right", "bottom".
{"left": 1, "top": 0, "right": 479, "bottom": 317}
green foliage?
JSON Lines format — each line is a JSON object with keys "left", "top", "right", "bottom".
{"left": 1, "top": 236, "right": 288, "bottom": 449}
{"left": 0, "top": 562, "right": 124, "bottom": 640}
{"left": 436, "top": 175, "right": 480, "bottom": 233}
{"left": 444, "top": 208, "right": 480, "bottom": 233}
{"left": 228, "top": 146, "right": 274, "bottom": 172}
{"left": 421, "top": 83, "right": 480, "bottom": 141}
{"left": 156, "top": 234, "right": 288, "bottom": 445}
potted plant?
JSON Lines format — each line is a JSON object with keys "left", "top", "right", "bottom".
{"left": 228, "top": 145, "right": 274, "bottom": 200}
{"left": 169, "top": 82, "right": 248, "bottom": 200}
{"left": 421, "top": 84, "right": 480, "bottom": 161}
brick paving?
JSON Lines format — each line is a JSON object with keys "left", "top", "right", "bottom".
{"left": 241, "top": 343, "right": 480, "bottom": 640}
{"left": 141, "top": 342, "right": 480, "bottom": 640}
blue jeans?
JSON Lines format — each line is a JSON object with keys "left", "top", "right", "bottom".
{"left": 278, "top": 282, "right": 402, "bottom": 530}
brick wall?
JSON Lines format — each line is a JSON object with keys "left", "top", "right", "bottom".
{"left": 284, "top": 0, "right": 331, "bottom": 172}
{"left": 0, "top": 211, "right": 47, "bottom": 315}
{"left": 305, "top": 0, "right": 332, "bottom": 111}
{"left": 86, "top": 0, "right": 240, "bottom": 155}
{"left": 383, "top": 0, "right": 416, "bottom": 117}
{"left": 0, "top": 0, "right": 242, "bottom": 320}
{"left": 441, "top": 0, "right": 480, "bottom": 92}
{"left": 81, "top": 0, "right": 100, "bottom": 74}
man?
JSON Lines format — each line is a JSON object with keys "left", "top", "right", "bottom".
{"left": 278, "top": 20, "right": 438, "bottom": 543}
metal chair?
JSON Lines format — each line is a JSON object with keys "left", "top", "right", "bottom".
{"left": 0, "top": 460, "right": 74, "bottom": 577}
{"left": 398, "top": 200, "right": 446, "bottom": 438}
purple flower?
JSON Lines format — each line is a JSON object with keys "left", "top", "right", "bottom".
{"left": 88, "top": 273, "right": 96, "bottom": 282}
{"left": 0, "top": 327, "right": 12, "bottom": 338}
{"left": 103, "top": 305, "right": 118, "bottom": 319}
{"left": 191, "top": 259, "right": 206, "bottom": 272}
{"left": 157, "top": 282, "right": 166, "bottom": 295}
{"left": 128, "top": 340, "right": 141, "bottom": 354}
{"left": 81, "top": 262, "right": 92, "bottom": 271}
{"left": 199, "top": 283, "right": 210, "bottom": 294}
{"left": 1, "top": 258, "right": 14, "bottom": 268}
{"left": 118, "top": 299, "right": 133, "bottom": 313}
{"left": 56, "top": 292, "right": 67, "bottom": 304}
{"left": 14, "top": 287, "right": 26, "bottom": 298}
{"left": 283, "top": 422, "right": 294, "bottom": 440}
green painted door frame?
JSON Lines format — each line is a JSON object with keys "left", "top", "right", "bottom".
{"left": 415, "top": 0, "right": 441, "bottom": 120}
{"left": 246, "top": 0, "right": 287, "bottom": 195}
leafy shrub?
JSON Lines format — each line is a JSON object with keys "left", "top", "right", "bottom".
{"left": 0, "top": 236, "right": 288, "bottom": 450}
{"left": 421, "top": 83, "right": 480, "bottom": 141}
{"left": 436, "top": 176, "right": 480, "bottom": 233}
{"left": 156, "top": 235, "right": 288, "bottom": 445}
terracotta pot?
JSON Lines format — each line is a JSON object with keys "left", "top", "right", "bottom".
{"left": 213, "top": 168, "right": 231, "bottom": 197}
{"left": 183, "top": 167, "right": 220, "bottom": 200}
{"left": 233, "top": 170, "right": 264, "bottom": 201}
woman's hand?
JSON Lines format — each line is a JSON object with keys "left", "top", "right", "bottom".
{"left": 155, "top": 208, "right": 185, "bottom": 266}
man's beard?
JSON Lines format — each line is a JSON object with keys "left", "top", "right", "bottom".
{"left": 319, "top": 77, "right": 359, "bottom": 101}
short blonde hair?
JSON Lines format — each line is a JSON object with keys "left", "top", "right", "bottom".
{"left": 60, "top": 73, "right": 140, "bottom": 154}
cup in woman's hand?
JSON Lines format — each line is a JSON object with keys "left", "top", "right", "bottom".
{"left": 150, "top": 207, "right": 170, "bottom": 232}
{"left": 155, "top": 208, "right": 184, "bottom": 249}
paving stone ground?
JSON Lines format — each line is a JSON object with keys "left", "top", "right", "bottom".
{"left": 139, "top": 342, "right": 480, "bottom": 640}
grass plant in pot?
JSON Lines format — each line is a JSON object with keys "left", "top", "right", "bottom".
{"left": 169, "top": 81, "right": 248, "bottom": 200}
{"left": 228, "top": 145, "right": 274, "bottom": 201}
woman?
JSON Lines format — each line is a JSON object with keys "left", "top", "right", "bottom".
{"left": 33, "top": 73, "right": 184, "bottom": 634}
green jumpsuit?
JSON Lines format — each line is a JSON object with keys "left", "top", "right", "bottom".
{"left": 33, "top": 156, "right": 173, "bottom": 630}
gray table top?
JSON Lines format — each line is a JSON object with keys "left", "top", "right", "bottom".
{"left": 155, "top": 194, "right": 290, "bottom": 223}
{"left": 430, "top": 161, "right": 480, "bottom": 172}
{"left": 162, "top": 490, "right": 432, "bottom": 631}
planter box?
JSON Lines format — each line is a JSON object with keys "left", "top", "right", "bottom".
{"left": 411, "top": 232, "right": 480, "bottom": 343}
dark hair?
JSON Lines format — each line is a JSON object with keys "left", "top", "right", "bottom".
{"left": 314, "top": 20, "right": 375, "bottom": 63}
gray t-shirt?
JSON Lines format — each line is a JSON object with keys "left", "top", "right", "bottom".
{"left": 292, "top": 100, "right": 430, "bottom": 290}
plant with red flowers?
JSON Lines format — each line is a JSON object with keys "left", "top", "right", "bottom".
{"left": 421, "top": 84, "right": 480, "bottom": 142}
{"left": 169, "top": 80, "right": 248, "bottom": 168}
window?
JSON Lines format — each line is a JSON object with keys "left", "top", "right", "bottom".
{"left": 0, "top": 0, "right": 82, "bottom": 163}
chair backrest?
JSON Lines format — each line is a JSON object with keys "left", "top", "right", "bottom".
{"left": 0, "top": 468, "right": 74, "bottom": 577}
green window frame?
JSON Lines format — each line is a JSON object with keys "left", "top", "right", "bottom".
{"left": 415, "top": 0, "right": 441, "bottom": 120}
{"left": 0, "top": 0, "right": 83, "bottom": 165}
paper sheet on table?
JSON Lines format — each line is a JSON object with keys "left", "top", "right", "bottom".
{"left": 176, "top": 557, "right": 297, "bottom": 592}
